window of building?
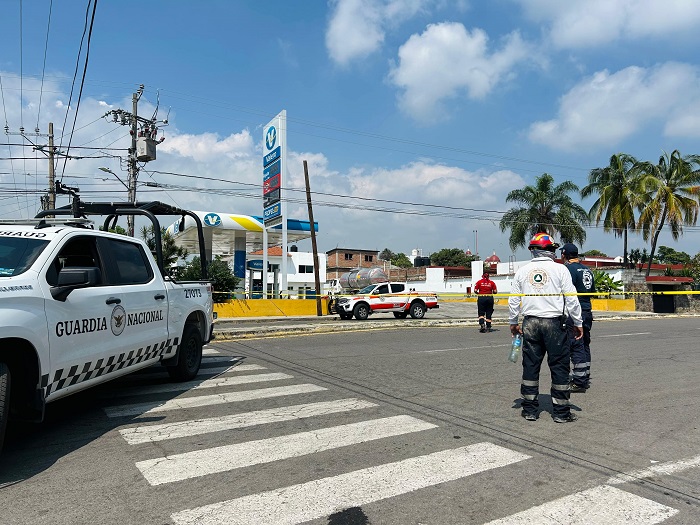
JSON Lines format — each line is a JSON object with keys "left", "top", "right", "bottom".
{"left": 344, "top": 253, "right": 353, "bottom": 260}
{"left": 299, "top": 265, "right": 314, "bottom": 273}
{"left": 364, "top": 255, "right": 373, "bottom": 262}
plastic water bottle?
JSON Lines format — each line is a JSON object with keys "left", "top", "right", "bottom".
{"left": 508, "top": 334, "right": 522, "bottom": 363}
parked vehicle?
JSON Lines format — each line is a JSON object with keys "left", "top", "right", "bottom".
{"left": 0, "top": 197, "right": 213, "bottom": 452}
{"left": 332, "top": 281, "right": 439, "bottom": 320}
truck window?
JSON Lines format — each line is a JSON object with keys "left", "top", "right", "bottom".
{"left": 45, "top": 236, "right": 102, "bottom": 286}
{"left": 391, "top": 283, "right": 405, "bottom": 293}
{"left": 0, "top": 237, "right": 49, "bottom": 277}
{"left": 105, "top": 238, "right": 153, "bottom": 285}
{"left": 375, "top": 284, "right": 389, "bottom": 294}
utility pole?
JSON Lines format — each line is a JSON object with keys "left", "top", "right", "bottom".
{"left": 104, "top": 84, "right": 167, "bottom": 236}
{"left": 48, "top": 122, "right": 55, "bottom": 212}
{"left": 303, "top": 160, "right": 322, "bottom": 316}
{"left": 127, "top": 88, "right": 142, "bottom": 237}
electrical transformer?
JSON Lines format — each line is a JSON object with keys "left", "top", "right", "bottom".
{"left": 136, "top": 137, "right": 157, "bottom": 162}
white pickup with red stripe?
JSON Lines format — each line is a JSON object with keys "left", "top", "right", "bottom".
{"left": 332, "top": 282, "right": 439, "bottom": 321}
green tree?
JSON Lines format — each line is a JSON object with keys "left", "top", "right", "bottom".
{"left": 499, "top": 173, "right": 588, "bottom": 251}
{"left": 430, "top": 248, "right": 471, "bottom": 267}
{"left": 629, "top": 248, "right": 642, "bottom": 268}
{"left": 99, "top": 224, "right": 128, "bottom": 236}
{"left": 390, "top": 253, "right": 413, "bottom": 268}
{"left": 581, "top": 153, "right": 640, "bottom": 266}
{"left": 378, "top": 248, "right": 395, "bottom": 261}
{"left": 635, "top": 150, "right": 700, "bottom": 276}
{"left": 180, "top": 255, "right": 241, "bottom": 302}
{"left": 580, "top": 249, "right": 607, "bottom": 257}
{"left": 655, "top": 246, "right": 690, "bottom": 265}
{"left": 140, "top": 225, "right": 189, "bottom": 268}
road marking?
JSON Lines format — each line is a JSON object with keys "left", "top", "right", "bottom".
{"left": 103, "top": 384, "right": 327, "bottom": 418}
{"left": 420, "top": 344, "right": 508, "bottom": 353}
{"left": 120, "top": 398, "right": 379, "bottom": 444}
{"left": 107, "top": 372, "right": 293, "bottom": 397}
{"left": 170, "top": 442, "right": 530, "bottom": 525}
{"left": 137, "top": 415, "right": 439, "bottom": 486}
{"left": 203, "top": 348, "right": 223, "bottom": 356}
{"left": 607, "top": 453, "right": 700, "bottom": 485}
{"left": 483, "top": 484, "right": 677, "bottom": 524}
{"left": 598, "top": 332, "right": 651, "bottom": 338}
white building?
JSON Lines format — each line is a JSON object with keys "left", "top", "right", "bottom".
{"left": 245, "top": 247, "right": 327, "bottom": 298}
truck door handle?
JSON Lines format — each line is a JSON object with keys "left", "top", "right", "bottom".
{"left": 154, "top": 294, "right": 165, "bottom": 300}
{"left": 106, "top": 297, "right": 121, "bottom": 305}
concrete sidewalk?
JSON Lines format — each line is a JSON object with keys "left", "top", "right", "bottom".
{"left": 212, "top": 301, "right": 674, "bottom": 340}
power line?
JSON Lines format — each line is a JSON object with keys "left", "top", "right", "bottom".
{"left": 59, "top": 0, "right": 98, "bottom": 181}
{"left": 35, "top": 0, "right": 53, "bottom": 133}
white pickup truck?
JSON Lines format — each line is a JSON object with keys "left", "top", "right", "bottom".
{"left": 332, "top": 282, "right": 439, "bottom": 320}
{"left": 0, "top": 199, "right": 214, "bottom": 452}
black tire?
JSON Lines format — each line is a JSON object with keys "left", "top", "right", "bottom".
{"left": 167, "top": 325, "right": 203, "bottom": 382}
{"left": 409, "top": 301, "right": 426, "bottom": 319}
{"left": 353, "top": 303, "right": 370, "bottom": 320}
{"left": 393, "top": 312, "right": 408, "bottom": 319}
{"left": 0, "top": 362, "right": 10, "bottom": 453}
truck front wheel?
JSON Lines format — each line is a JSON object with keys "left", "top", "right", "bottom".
{"left": 353, "top": 303, "right": 370, "bottom": 320}
{"left": 409, "top": 302, "right": 426, "bottom": 319}
{"left": 0, "top": 362, "right": 10, "bottom": 453}
{"left": 167, "top": 325, "right": 203, "bottom": 382}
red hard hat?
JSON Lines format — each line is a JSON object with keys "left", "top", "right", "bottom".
{"left": 528, "top": 232, "right": 559, "bottom": 251}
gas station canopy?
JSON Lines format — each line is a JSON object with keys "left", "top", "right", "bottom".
{"left": 166, "top": 211, "right": 317, "bottom": 257}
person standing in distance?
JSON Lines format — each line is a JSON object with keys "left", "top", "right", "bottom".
{"left": 560, "top": 243, "right": 595, "bottom": 392}
{"left": 508, "top": 233, "right": 584, "bottom": 423}
{"left": 474, "top": 272, "right": 497, "bottom": 332}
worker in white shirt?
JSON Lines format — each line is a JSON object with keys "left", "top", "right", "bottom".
{"left": 508, "top": 233, "right": 584, "bottom": 423}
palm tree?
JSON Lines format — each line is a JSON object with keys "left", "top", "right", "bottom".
{"left": 635, "top": 150, "right": 700, "bottom": 276}
{"left": 581, "top": 153, "right": 640, "bottom": 267}
{"left": 499, "top": 173, "right": 588, "bottom": 251}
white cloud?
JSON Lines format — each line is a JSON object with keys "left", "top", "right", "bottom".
{"left": 159, "top": 131, "right": 255, "bottom": 162}
{"left": 517, "top": 0, "right": 700, "bottom": 49}
{"left": 388, "top": 22, "right": 537, "bottom": 122}
{"left": 527, "top": 62, "right": 700, "bottom": 151}
{"left": 325, "top": 0, "right": 432, "bottom": 66}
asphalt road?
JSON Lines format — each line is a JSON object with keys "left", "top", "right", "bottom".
{"left": 1, "top": 316, "right": 699, "bottom": 524}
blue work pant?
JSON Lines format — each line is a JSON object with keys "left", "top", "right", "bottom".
{"left": 567, "top": 310, "right": 593, "bottom": 388}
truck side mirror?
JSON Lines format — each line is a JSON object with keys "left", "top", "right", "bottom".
{"left": 51, "top": 267, "right": 101, "bottom": 301}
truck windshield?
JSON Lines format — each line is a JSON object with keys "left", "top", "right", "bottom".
{"left": 0, "top": 237, "right": 50, "bottom": 277}
{"left": 358, "top": 284, "right": 376, "bottom": 294}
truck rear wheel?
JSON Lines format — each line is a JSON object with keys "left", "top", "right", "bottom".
{"left": 353, "top": 303, "right": 370, "bottom": 320}
{"left": 409, "top": 302, "right": 426, "bottom": 319}
{"left": 0, "top": 362, "right": 10, "bottom": 453}
{"left": 167, "top": 325, "right": 203, "bottom": 382}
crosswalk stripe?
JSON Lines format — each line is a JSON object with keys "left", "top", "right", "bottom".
{"left": 483, "top": 485, "right": 678, "bottom": 524}
{"left": 137, "top": 415, "right": 439, "bottom": 486}
{"left": 103, "top": 384, "right": 327, "bottom": 418}
{"left": 107, "top": 372, "right": 293, "bottom": 397}
{"left": 170, "top": 442, "right": 530, "bottom": 524}
{"left": 119, "top": 398, "right": 379, "bottom": 445}
{"left": 607, "top": 453, "right": 700, "bottom": 485}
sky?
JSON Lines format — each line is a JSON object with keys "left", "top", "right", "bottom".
{"left": 2, "top": 0, "right": 700, "bottom": 262}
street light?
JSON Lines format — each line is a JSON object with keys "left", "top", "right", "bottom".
{"left": 473, "top": 230, "right": 479, "bottom": 259}
{"left": 98, "top": 166, "right": 128, "bottom": 190}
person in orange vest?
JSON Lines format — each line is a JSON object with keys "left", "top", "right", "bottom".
{"left": 474, "top": 272, "right": 497, "bottom": 332}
